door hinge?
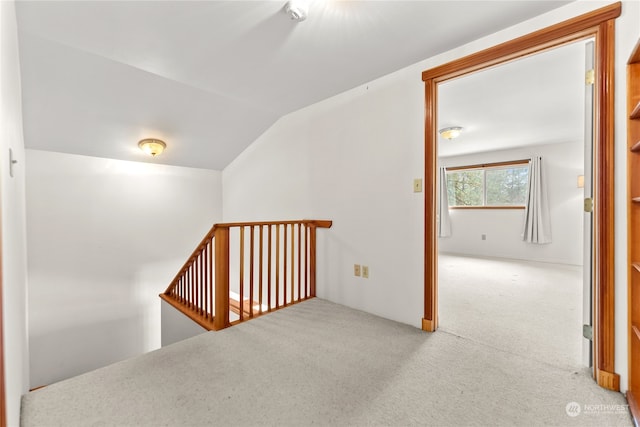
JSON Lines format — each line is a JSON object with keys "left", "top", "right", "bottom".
{"left": 583, "top": 324, "right": 593, "bottom": 341}
{"left": 585, "top": 69, "right": 595, "bottom": 85}
{"left": 584, "top": 197, "right": 594, "bottom": 213}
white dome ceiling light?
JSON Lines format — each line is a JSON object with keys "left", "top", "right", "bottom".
{"left": 284, "top": 1, "right": 308, "bottom": 22}
{"left": 439, "top": 127, "right": 463, "bottom": 140}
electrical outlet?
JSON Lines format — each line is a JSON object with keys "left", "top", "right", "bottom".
{"left": 413, "top": 178, "right": 423, "bottom": 193}
{"left": 354, "top": 264, "right": 361, "bottom": 277}
{"left": 362, "top": 266, "right": 369, "bottom": 278}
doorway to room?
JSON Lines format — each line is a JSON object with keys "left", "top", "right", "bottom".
{"left": 421, "top": 3, "right": 621, "bottom": 390}
{"left": 435, "top": 39, "right": 591, "bottom": 369}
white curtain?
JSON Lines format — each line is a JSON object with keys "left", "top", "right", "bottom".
{"left": 438, "top": 167, "right": 452, "bottom": 238}
{"left": 522, "top": 156, "right": 552, "bottom": 244}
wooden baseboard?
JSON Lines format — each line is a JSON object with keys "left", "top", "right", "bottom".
{"left": 596, "top": 369, "right": 620, "bottom": 391}
{"left": 422, "top": 318, "right": 436, "bottom": 332}
{"left": 627, "top": 391, "right": 639, "bottom": 427}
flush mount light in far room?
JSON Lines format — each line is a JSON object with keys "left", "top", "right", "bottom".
{"left": 138, "top": 138, "right": 166, "bottom": 157}
{"left": 438, "top": 127, "right": 463, "bottom": 140}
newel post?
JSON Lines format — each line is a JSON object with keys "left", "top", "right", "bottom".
{"left": 214, "top": 226, "right": 230, "bottom": 330}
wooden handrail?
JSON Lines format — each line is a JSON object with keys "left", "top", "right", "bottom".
{"left": 161, "top": 219, "right": 332, "bottom": 332}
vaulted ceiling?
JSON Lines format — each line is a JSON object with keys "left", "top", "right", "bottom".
{"left": 16, "top": 0, "right": 573, "bottom": 170}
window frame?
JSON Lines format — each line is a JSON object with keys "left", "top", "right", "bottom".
{"left": 445, "top": 159, "right": 530, "bottom": 210}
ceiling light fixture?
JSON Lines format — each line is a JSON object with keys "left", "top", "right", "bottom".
{"left": 439, "top": 126, "right": 463, "bottom": 140}
{"left": 285, "top": 0, "right": 308, "bottom": 22}
{"left": 138, "top": 138, "right": 166, "bottom": 156}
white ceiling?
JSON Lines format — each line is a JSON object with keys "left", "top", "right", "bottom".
{"left": 16, "top": 0, "right": 573, "bottom": 170}
{"left": 438, "top": 39, "right": 588, "bottom": 158}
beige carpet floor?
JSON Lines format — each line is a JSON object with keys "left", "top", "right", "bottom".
{"left": 21, "top": 298, "right": 631, "bottom": 426}
{"left": 438, "top": 253, "right": 584, "bottom": 369}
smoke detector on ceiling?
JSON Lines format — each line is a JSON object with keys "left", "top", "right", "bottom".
{"left": 285, "top": 1, "right": 308, "bottom": 22}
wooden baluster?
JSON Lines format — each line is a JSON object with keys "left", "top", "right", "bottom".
{"left": 203, "top": 243, "right": 208, "bottom": 319}
{"left": 275, "top": 224, "right": 280, "bottom": 309}
{"left": 305, "top": 225, "right": 309, "bottom": 299}
{"left": 214, "top": 226, "right": 230, "bottom": 330}
{"left": 209, "top": 238, "right": 214, "bottom": 320}
{"left": 309, "top": 225, "right": 317, "bottom": 297}
{"left": 187, "top": 263, "right": 193, "bottom": 307}
{"left": 297, "top": 223, "right": 301, "bottom": 302}
{"left": 291, "top": 224, "right": 296, "bottom": 303}
{"left": 239, "top": 226, "right": 245, "bottom": 322}
{"left": 198, "top": 252, "right": 202, "bottom": 315}
{"left": 259, "top": 226, "right": 264, "bottom": 314}
{"left": 194, "top": 256, "right": 198, "bottom": 312}
{"left": 249, "top": 225, "right": 255, "bottom": 318}
{"left": 191, "top": 261, "right": 196, "bottom": 308}
{"left": 268, "top": 225, "right": 272, "bottom": 312}
{"left": 283, "top": 224, "right": 288, "bottom": 306}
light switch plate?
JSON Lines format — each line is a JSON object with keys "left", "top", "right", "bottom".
{"left": 354, "top": 264, "right": 361, "bottom": 277}
{"left": 362, "top": 266, "right": 369, "bottom": 278}
{"left": 413, "top": 178, "right": 423, "bottom": 193}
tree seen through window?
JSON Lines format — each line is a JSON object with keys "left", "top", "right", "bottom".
{"left": 445, "top": 163, "right": 529, "bottom": 207}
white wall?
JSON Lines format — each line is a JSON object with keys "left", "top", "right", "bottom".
{"left": 160, "top": 299, "right": 207, "bottom": 347}
{"left": 26, "top": 150, "right": 221, "bottom": 388}
{"left": 224, "top": 0, "right": 638, "bottom": 391}
{"left": 438, "top": 142, "right": 584, "bottom": 265}
{"left": 0, "top": 1, "right": 30, "bottom": 425}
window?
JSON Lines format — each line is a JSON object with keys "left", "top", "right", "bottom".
{"left": 445, "top": 160, "right": 529, "bottom": 208}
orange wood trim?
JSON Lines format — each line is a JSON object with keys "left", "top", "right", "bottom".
{"left": 163, "top": 219, "right": 330, "bottom": 331}
{"left": 449, "top": 206, "right": 525, "bottom": 210}
{"left": 595, "top": 18, "right": 617, "bottom": 388}
{"left": 229, "top": 297, "right": 259, "bottom": 318}
{"left": 596, "top": 369, "right": 620, "bottom": 391}
{"left": 239, "top": 226, "right": 245, "bottom": 322}
{"left": 213, "top": 226, "right": 230, "bottom": 331}
{"left": 422, "top": 4, "right": 620, "bottom": 391}
{"left": 283, "top": 224, "right": 288, "bottom": 305}
{"left": 304, "top": 219, "right": 333, "bottom": 228}
{"left": 421, "top": 2, "right": 621, "bottom": 82}
{"left": 249, "top": 226, "right": 255, "bottom": 318}
{"left": 445, "top": 159, "right": 530, "bottom": 171}
{"left": 276, "top": 224, "right": 280, "bottom": 308}
{"left": 628, "top": 39, "right": 640, "bottom": 65}
{"left": 259, "top": 226, "right": 264, "bottom": 314}
{"left": 159, "top": 293, "right": 215, "bottom": 330}
{"left": 217, "top": 219, "right": 332, "bottom": 228}
{"left": 162, "top": 220, "right": 331, "bottom": 297}
{"left": 631, "top": 54, "right": 640, "bottom": 396}
{"left": 290, "top": 224, "right": 295, "bottom": 304}
{"left": 268, "top": 225, "right": 272, "bottom": 311}
{"left": 424, "top": 77, "right": 438, "bottom": 329}
{"left": 421, "top": 318, "right": 436, "bottom": 332}
{"left": 628, "top": 391, "right": 640, "bottom": 426}
{"left": 297, "top": 224, "right": 302, "bottom": 302}
{"left": 0, "top": 169, "right": 5, "bottom": 427}
{"left": 309, "top": 225, "right": 318, "bottom": 297}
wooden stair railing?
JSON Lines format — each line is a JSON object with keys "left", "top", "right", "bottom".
{"left": 160, "top": 220, "right": 332, "bottom": 331}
